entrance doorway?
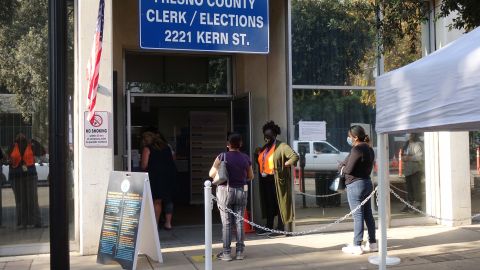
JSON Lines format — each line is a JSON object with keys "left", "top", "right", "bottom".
{"left": 126, "top": 94, "right": 252, "bottom": 226}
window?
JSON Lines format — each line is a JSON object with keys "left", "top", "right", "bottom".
{"left": 313, "top": 142, "right": 337, "bottom": 154}
{"left": 297, "top": 142, "right": 310, "bottom": 154}
{"left": 126, "top": 53, "right": 232, "bottom": 95}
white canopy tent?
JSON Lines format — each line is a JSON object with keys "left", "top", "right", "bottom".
{"left": 376, "top": 26, "right": 480, "bottom": 134}
{"left": 374, "top": 27, "right": 480, "bottom": 269}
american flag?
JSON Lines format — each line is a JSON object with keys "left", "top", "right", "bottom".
{"left": 86, "top": 0, "right": 105, "bottom": 124}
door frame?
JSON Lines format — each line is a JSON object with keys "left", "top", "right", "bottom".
{"left": 125, "top": 91, "right": 234, "bottom": 172}
{"left": 230, "top": 92, "right": 254, "bottom": 223}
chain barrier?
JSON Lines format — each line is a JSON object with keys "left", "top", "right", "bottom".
{"left": 390, "top": 188, "right": 480, "bottom": 222}
{"left": 211, "top": 186, "right": 378, "bottom": 236}
{"left": 389, "top": 184, "right": 408, "bottom": 194}
{"left": 209, "top": 183, "right": 479, "bottom": 237}
{"left": 295, "top": 191, "right": 342, "bottom": 198}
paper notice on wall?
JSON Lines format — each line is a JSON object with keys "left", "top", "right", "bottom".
{"left": 299, "top": 121, "right": 326, "bottom": 141}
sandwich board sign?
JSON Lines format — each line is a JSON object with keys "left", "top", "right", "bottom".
{"left": 97, "top": 171, "right": 162, "bottom": 270}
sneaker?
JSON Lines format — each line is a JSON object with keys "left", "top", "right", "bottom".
{"left": 235, "top": 252, "right": 245, "bottom": 260}
{"left": 362, "top": 242, "right": 378, "bottom": 252}
{"left": 256, "top": 228, "right": 271, "bottom": 236}
{"left": 342, "top": 244, "right": 363, "bottom": 255}
{"left": 216, "top": 252, "right": 233, "bottom": 261}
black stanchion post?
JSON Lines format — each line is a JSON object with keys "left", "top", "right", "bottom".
{"left": 48, "top": 0, "right": 70, "bottom": 269}
{"left": 299, "top": 149, "right": 306, "bottom": 208}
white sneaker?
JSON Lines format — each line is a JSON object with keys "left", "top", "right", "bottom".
{"left": 342, "top": 244, "right": 363, "bottom": 255}
{"left": 362, "top": 242, "right": 378, "bottom": 252}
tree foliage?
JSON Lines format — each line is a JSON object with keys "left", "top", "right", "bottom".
{"left": 379, "top": 0, "right": 428, "bottom": 54}
{"left": 0, "top": 0, "right": 48, "bottom": 120}
{"left": 440, "top": 0, "right": 480, "bottom": 31}
{"left": 292, "top": 0, "right": 375, "bottom": 86}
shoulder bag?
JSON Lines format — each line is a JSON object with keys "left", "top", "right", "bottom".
{"left": 212, "top": 153, "right": 229, "bottom": 185}
{"left": 329, "top": 166, "right": 346, "bottom": 192}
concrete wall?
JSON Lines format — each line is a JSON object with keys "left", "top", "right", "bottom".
{"left": 112, "top": 0, "right": 288, "bottom": 169}
{"left": 235, "top": 0, "right": 288, "bottom": 222}
{"left": 422, "top": 0, "right": 471, "bottom": 226}
{"left": 76, "top": 0, "right": 114, "bottom": 254}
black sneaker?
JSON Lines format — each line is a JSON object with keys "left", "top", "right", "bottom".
{"left": 256, "top": 228, "right": 271, "bottom": 236}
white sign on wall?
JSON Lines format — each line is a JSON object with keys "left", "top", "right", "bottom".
{"left": 85, "top": 111, "right": 109, "bottom": 147}
{"left": 299, "top": 121, "right": 326, "bottom": 141}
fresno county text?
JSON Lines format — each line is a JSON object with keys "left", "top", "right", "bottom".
{"left": 139, "top": 0, "right": 269, "bottom": 53}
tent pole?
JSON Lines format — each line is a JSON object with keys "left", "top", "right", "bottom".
{"left": 369, "top": 133, "right": 401, "bottom": 268}
{"left": 378, "top": 133, "right": 388, "bottom": 269}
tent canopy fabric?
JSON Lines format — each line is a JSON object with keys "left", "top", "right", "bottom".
{"left": 375, "top": 27, "right": 480, "bottom": 134}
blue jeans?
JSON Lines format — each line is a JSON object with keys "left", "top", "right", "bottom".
{"left": 346, "top": 179, "right": 376, "bottom": 246}
{"left": 216, "top": 185, "right": 248, "bottom": 254}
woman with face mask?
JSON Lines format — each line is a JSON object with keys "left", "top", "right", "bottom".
{"left": 339, "top": 125, "right": 377, "bottom": 255}
{"left": 255, "top": 121, "right": 298, "bottom": 236}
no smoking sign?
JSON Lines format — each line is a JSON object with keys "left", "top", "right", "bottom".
{"left": 85, "top": 111, "right": 109, "bottom": 147}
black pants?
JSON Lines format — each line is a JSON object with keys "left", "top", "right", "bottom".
{"left": 260, "top": 175, "right": 284, "bottom": 230}
{"left": 405, "top": 171, "right": 423, "bottom": 203}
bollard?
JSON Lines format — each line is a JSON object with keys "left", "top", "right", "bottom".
{"left": 204, "top": 180, "right": 213, "bottom": 270}
{"left": 398, "top": 149, "right": 403, "bottom": 176}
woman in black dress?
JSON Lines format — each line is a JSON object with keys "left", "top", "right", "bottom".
{"left": 141, "top": 132, "right": 176, "bottom": 230}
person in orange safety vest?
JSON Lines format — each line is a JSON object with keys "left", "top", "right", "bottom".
{"left": 255, "top": 121, "right": 298, "bottom": 236}
{"left": 7, "top": 133, "right": 46, "bottom": 228}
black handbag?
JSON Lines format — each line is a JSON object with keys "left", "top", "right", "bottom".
{"left": 329, "top": 166, "right": 346, "bottom": 192}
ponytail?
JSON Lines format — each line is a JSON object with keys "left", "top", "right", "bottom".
{"left": 349, "top": 125, "right": 370, "bottom": 145}
{"left": 364, "top": 134, "right": 370, "bottom": 144}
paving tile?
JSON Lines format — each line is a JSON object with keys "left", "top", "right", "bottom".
{"left": 6, "top": 224, "right": 480, "bottom": 270}
{"left": 4, "top": 260, "right": 32, "bottom": 270}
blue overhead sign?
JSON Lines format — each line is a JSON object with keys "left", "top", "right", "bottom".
{"left": 139, "top": 0, "right": 269, "bottom": 54}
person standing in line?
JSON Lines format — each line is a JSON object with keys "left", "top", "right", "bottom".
{"left": 141, "top": 131, "right": 176, "bottom": 230}
{"left": 255, "top": 121, "right": 299, "bottom": 236}
{"left": 401, "top": 133, "right": 424, "bottom": 212}
{"left": 7, "top": 133, "right": 46, "bottom": 229}
{"left": 209, "top": 133, "right": 254, "bottom": 261}
{"left": 340, "top": 125, "right": 377, "bottom": 255}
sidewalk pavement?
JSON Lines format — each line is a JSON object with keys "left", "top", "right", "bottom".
{"left": 2, "top": 224, "right": 480, "bottom": 270}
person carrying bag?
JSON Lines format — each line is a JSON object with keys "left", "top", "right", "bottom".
{"left": 212, "top": 153, "right": 229, "bottom": 185}
{"left": 209, "top": 133, "right": 254, "bottom": 261}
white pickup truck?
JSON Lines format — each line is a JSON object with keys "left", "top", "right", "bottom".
{"left": 293, "top": 141, "right": 349, "bottom": 172}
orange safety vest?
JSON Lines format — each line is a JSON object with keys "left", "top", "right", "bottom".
{"left": 258, "top": 145, "right": 276, "bottom": 175}
{"left": 10, "top": 143, "right": 35, "bottom": 168}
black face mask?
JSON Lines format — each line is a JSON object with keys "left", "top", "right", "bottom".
{"left": 264, "top": 131, "right": 276, "bottom": 146}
